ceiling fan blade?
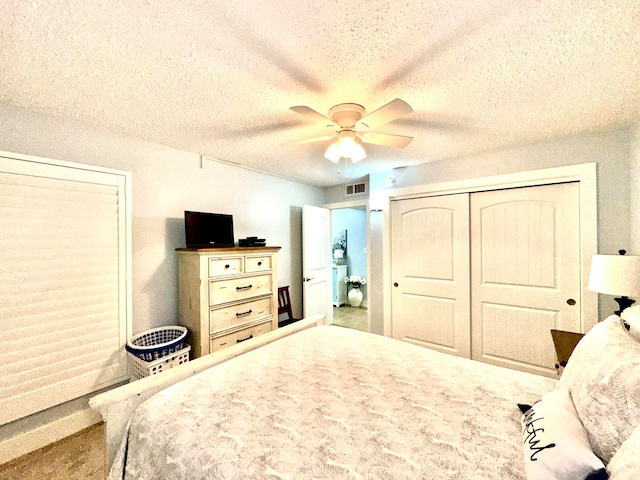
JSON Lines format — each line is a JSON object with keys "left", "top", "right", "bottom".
{"left": 281, "top": 134, "right": 336, "bottom": 146}
{"left": 356, "top": 98, "right": 413, "bottom": 131}
{"left": 359, "top": 132, "right": 413, "bottom": 148}
{"left": 290, "top": 106, "right": 339, "bottom": 128}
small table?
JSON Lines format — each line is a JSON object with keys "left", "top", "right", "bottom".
{"left": 550, "top": 329, "right": 585, "bottom": 375}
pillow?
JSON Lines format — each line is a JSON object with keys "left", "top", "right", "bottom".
{"left": 606, "top": 421, "right": 640, "bottom": 479}
{"left": 621, "top": 306, "right": 640, "bottom": 341}
{"left": 558, "top": 315, "right": 640, "bottom": 463}
{"left": 520, "top": 388, "right": 607, "bottom": 480}
{"left": 518, "top": 403, "right": 532, "bottom": 414}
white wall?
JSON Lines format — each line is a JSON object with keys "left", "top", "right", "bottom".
{"left": 324, "top": 177, "right": 370, "bottom": 204}
{"left": 0, "top": 104, "right": 324, "bottom": 461}
{"left": 630, "top": 123, "right": 640, "bottom": 256}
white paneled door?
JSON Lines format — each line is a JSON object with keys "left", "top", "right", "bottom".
{"left": 470, "top": 182, "right": 580, "bottom": 376}
{"left": 391, "top": 182, "right": 581, "bottom": 376}
{"left": 302, "top": 205, "right": 333, "bottom": 324}
{"left": 391, "top": 194, "right": 471, "bottom": 357}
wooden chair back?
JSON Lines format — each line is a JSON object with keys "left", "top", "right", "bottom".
{"left": 277, "top": 286, "right": 299, "bottom": 327}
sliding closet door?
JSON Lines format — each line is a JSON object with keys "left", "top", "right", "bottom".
{"left": 391, "top": 194, "right": 471, "bottom": 357}
{"left": 470, "top": 182, "right": 580, "bottom": 377}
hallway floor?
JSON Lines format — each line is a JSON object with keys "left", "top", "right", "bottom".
{"left": 332, "top": 305, "right": 368, "bottom": 332}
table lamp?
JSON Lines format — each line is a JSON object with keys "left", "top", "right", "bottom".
{"left": 588, "top": 250, "right": 640, "bottom": 316}
{"left": 333, "top": 249, "right": 344, "bottom": 265}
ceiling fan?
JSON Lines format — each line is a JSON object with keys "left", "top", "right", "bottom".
{"left": 285, "top": 98, "right": 414, "bottom": 164}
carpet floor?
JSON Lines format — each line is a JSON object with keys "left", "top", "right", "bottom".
{"left": 0, "top": 423, "right": 105, "bottom": 480}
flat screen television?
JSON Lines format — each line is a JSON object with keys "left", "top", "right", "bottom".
{"left": 184, "top": 211, "right": 235, "bottom": 248}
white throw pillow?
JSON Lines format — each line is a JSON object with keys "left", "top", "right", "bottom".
{"left": 607, "top": 421, "right": 640, "bottom": 479}
{"left": 521, "top": 388, "right": 607, "bottom": 480}
{"left": 558, "top": 315, "right": 640, "bottom": 463}
{"left": 621, "top": 306, "right": 640, "bottom": 342}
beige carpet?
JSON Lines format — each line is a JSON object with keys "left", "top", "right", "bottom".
{"left": 0, "top": 423, "right": 105, "bottom": 480}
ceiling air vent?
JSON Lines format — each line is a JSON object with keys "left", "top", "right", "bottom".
{"left": 344, "top": 182, "right": 367, "bottom": 197}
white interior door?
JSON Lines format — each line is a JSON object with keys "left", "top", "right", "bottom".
{"left": 390, "top": 194, "right": 471, "bottom": 357}
{"left": 470, "top": 182, "right": 581, "bottom": 377}
{"left": 302, "top": 205, "right": 333, "bottom": 324}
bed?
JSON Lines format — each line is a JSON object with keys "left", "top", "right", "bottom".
{"left": 91, "top": 313, "right": 640, "bottom": 480}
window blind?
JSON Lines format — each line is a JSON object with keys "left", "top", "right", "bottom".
{"left": 0, "top": 154, "right": 131, "bottom": 426}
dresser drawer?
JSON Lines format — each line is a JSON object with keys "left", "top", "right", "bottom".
{"left": 209, "top": 296, "right": 272, "bottom": 334}
{"left": 208, "top": 256, "right": 243, "bottom": 277}
{"left": 210, "top": 321, "right": 272, "bottom": 352}
{"left": 245, "top": 255, "right": 272, "bottom": 272}
{"left": 209, "top": 274, "right": 272, "bottom": 305}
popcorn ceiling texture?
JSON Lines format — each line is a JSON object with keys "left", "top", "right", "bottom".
{"left": 0, "top": 0, "right": 638, "bottom": 186}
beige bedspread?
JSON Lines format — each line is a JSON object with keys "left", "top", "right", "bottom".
{"left": 110, "top": 325, "right": 556, "bottom": 479}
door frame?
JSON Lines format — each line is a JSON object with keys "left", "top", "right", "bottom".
{"left": 323, "top": 199, "right": 371, "bottom": 332}
{"left": 373, "top": 163, "right": 598, "bottom": 338}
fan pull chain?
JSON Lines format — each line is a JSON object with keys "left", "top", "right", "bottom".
{"left": 335, "top": 158, "right": 349, "bottom": 179}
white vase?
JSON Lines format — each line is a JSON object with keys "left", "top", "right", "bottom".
{"left": 348, "top": 286, "right": 363, "bottom": 308}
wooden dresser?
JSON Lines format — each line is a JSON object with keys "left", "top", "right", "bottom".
{"left": 176, "top": 247, "right": 280, "bottom": 359}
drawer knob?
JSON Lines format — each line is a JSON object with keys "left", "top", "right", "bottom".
{"left": 237, "top": 334, "right": 253, "bottom": 343}
{"left": 225, "top": 264, "right": 230, "bottom": 269}
{"left": 236, "top": 309, "right": 253, "bottom": 317}
{"left": 236, "top": 285, "right": 253, "bottom": 291}
{"left": 257, "top": 261, "right": 262, "bottom": 266}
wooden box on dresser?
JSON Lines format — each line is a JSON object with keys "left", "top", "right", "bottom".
{"left": 176, "top": 246, "right": 281, "bottom": 359}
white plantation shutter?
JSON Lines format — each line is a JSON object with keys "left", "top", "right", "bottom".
{"left": 0, "top": 153, "right": 131, "bottom": 426}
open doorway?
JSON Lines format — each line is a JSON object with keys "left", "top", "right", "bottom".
{"left": 330, "top": 205, "right": 368, "bottom": 332}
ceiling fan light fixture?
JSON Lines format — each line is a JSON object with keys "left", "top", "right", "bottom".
{"left": 350, "top": 141, "right": 367, "bottom": 163}
{"left": 326, "top": 130, "right": 367, "bottom": 163}
{"left": 288, "top": 99, "right": 412, "bottom": 165}
{"left": 338, "top": 132, "right": 356, "bottom": 155}
{"left": 324, "top": 142, "right": 341, "bottom": 163}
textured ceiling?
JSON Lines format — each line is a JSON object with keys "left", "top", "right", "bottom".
{"left": 1, "top": 0, "right": 639, "bottom": 187}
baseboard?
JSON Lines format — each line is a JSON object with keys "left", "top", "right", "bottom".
{"left": 0, "top": 407, "right": 103, "bottom": 465}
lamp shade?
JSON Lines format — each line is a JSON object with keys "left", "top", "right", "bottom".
{"left": 588, "top": 254, "right": 640, "bottom": 297}
{"left": 350, "top": 142, "right": 367, "bottom": 163}
{"left": 324, "top": 130, "right": 368, "bottom": 164}
{"left": 324, "top": 142, "right": 341, "bottom": 163}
